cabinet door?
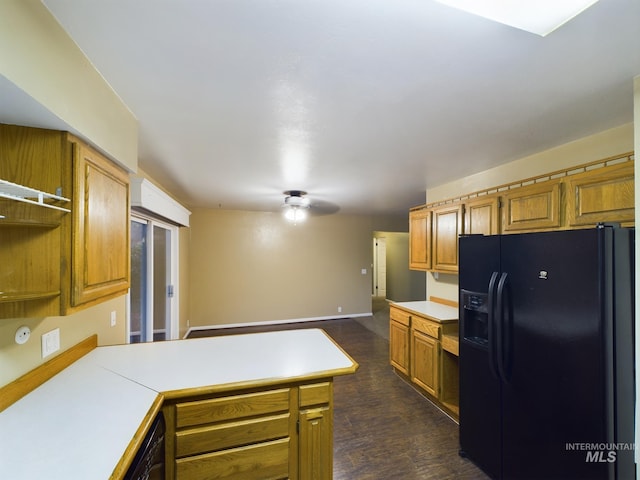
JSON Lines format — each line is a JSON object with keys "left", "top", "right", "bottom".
{"left": 70, "top": 141, "right": 130, "bottom": 307}
{"left": 432, "top": 203, "right": 463, "bottom": 272}
{"left": 464, "top": 195, "right": 500, "bottom": 235}
{"left": 411, "top": 329, "right": 440, "bottom": 397}
{"left": 389, "top": 319, "right": 410, "bottom": 375}
{"left": 409, "top": 208, "right": 431, "bottom": 270}
{"left": 299, "top": 406, "right": 332, "bottom": 480}
{"left": 565, "top": 161, "right": 634, "bottom": 227}
{"left": 501, "top": 179, "right": 562, "bottom": 233}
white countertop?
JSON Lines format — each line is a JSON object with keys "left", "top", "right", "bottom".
{"left": 390, "top": 300, "right": 459, "bottom": 322}
{"left": 89, "top": 329, "right": 357, "bottom": 395}
{"left": 0, "top": 358, "right": 158, "bottom": 480}
{"left": 0, "top": 328, "right": 357, "bottom": 480}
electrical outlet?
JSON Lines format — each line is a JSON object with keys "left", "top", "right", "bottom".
{"left": 41, "top": 328, "right": 60, "bottom": 358}
{"left": 338, "top": 306, "right": 342, "bottom": 313}
{"left": 110, "top": 311, "right": 117, "bottom": 327}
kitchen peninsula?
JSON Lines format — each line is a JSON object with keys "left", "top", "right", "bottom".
{"left": 0, "top": 329, "right": 358, "bottom": 480}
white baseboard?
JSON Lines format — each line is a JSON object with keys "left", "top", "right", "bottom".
{"left": 184, "top": 312, "right": 372, "bottom": 339}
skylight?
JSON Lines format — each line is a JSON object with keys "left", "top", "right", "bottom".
{"left": 434, "top": 0, "right": 599, "bottom": 36}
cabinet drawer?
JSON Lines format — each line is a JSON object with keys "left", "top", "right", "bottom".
{"left": 412, "top": 315, "right": 441, "bottom": 339}
{"left": 176, "top": 389, "right": 290, "bottom": 428}
{"left": 176, "top": 413, "right": 290, "bottom": 458}
{"left": 390, "top": 307, "right": 411, "bottom": 326}
{"left": 299, "top": 382, "right": 331, "bottom": 407}
{"left": 175, "top": 437, "right": 290, "bottom": 480}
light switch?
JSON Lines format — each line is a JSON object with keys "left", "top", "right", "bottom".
{"left": 41, "top": 328, "right": 60, "bottom": 358}
{"left": 361, "top": 268, "right": 367, "bottom": 275}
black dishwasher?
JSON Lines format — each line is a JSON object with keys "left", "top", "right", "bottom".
{"left": 124, "top": 412, "right": 165, "bottom": 480}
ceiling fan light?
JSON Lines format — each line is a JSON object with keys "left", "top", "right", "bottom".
{"left": 284, "top": 205, "right": 308, "bottom": 223}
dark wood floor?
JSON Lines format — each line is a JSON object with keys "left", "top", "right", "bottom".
{"left": 189, "top": 318, "right": 489, "bottom": 479}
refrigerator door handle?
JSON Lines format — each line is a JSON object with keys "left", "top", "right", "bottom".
{"left": 496, "top": 272, "right": 509, "bottom": 383}
{"left": 487, "top": 271, "right": 500, "bottom": 379}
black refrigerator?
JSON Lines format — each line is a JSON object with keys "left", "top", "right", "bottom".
{"left": 458, "top": 225, "right": 635, "bottom": 480}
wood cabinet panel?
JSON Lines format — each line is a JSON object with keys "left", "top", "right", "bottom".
{"left": 389, "top": 306, "right": 410, "bottom": 326}
{"left": 70, "top": 141, "right": 130, "bottom": 307}
{"left": 176, "top": 413, "right": 290, "bottom": 458}
{"left": 432, "top": 203, "right": 463, "bottom": 272}
{"left": 464, "top": 195, "right": 500, "bottom": 235}
{"left": 501, "top": 179, "right": 562, "bottom": 233}
{"left": 411, "top": 329, "right": 439, "bottom": 397}
{"left": 389, "top": 318, "right": 410, "bottom": 376}
{"left": 299, "top": 382, "right": 331, "bottom": 408}
{"left": 409, "top": 208, "right": 431, "bottom": 271}
{"left": 175, "top": 437, "right": 290, "bottom": 480}
{"left": 176, "top": 389, "right": 291, "bottom": 428}
{"left": 566, "top": 162, "right": 634, "bottom": 226}
{"left": 411, "top": 315, "right": 441, "bottom": 340}
{"left": 299, "top": 406, "right": 332, "bottom": 480}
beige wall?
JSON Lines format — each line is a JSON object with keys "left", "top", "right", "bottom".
{"left": 0, "top": 296, "right": 127, "bottom": 386}
{"left": 0, "top": 2, "right": 137, "bottom": 388}
{"left": 188, "top": 209, "right": 401, "bottom": 328}
{"left": 0, "top": 0, "right": 137, "bottom": 170}
{"left": 425, "top": 123, "right": 635, "bottom": 302}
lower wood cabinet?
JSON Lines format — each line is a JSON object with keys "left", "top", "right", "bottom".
{"left": 411, "top": 329, "right": 439, "bottom": 397}
{"left": 389, "top": 308, "right": 410, "bottom": 375}
{"left": 389, "top": 305, "right": 459, "bottom": 419}
{"left": 163, "top": 381, "right": 333, "bottom": 480}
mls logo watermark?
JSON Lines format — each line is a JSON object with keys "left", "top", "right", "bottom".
{"left": 565, "top": 442, "right": 635, "bottom": 463}
{"left": 585, "top": 450, "right": 617, "bottom": 463}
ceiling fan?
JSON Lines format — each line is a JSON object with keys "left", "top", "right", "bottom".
{"left": 282, "top": 190, "right": 339, "bottom": 223}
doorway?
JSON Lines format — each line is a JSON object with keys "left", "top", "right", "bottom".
{"left": 373, "top": 237, "right": 387, "bottom": 298}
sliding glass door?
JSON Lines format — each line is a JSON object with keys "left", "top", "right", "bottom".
{"left": 129, "top": 215, "right": 178, "bottom": 343}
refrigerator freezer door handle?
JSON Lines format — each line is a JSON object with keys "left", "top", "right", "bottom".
{"left": 496, "top": 272, "right": 509, "bottom": 383}
{"left": 487, "top": 271, "right": 500, "bottom": 379}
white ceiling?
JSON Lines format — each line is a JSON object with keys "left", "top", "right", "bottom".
{"left": 22, "top": 1, "right": 640, "bottom": 215}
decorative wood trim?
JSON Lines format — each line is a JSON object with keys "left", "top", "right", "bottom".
{"left": 429, "top": 296, "right": 458, "bottom": 308}
{"left": 426, "top": 152, "right": 634, "bottom": 208}
{"left": 109, "top": 394, "right": 164, "bottom": 480}
{"left": 0, "top": 334, "right": 97, "bottom": 412}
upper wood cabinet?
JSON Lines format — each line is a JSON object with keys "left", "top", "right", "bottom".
{"left": 66, "top": 139, "right": 130, "bottom": 310}
{"left": 0, "top": 124, "right": 130, "bottom": 318}
{"left": 0, "top": 125, "right": 70, "bottom": 318}
{"left": 408, "top": 155, "right": 633, "bottom": 273}
{"left": 432, "top": 202, "right": 463, "bottom": 272}
{"left": 464, "top": 195, "right": 500, "bottom": 235}
{"left": 501, "top": 179, "right": 562, "bottom": 233}
{"left": 565, "top": 161, "right": 634, "bottom": 227}
{"left": 409, "top": 207, "right": 431, "bottom": 271}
